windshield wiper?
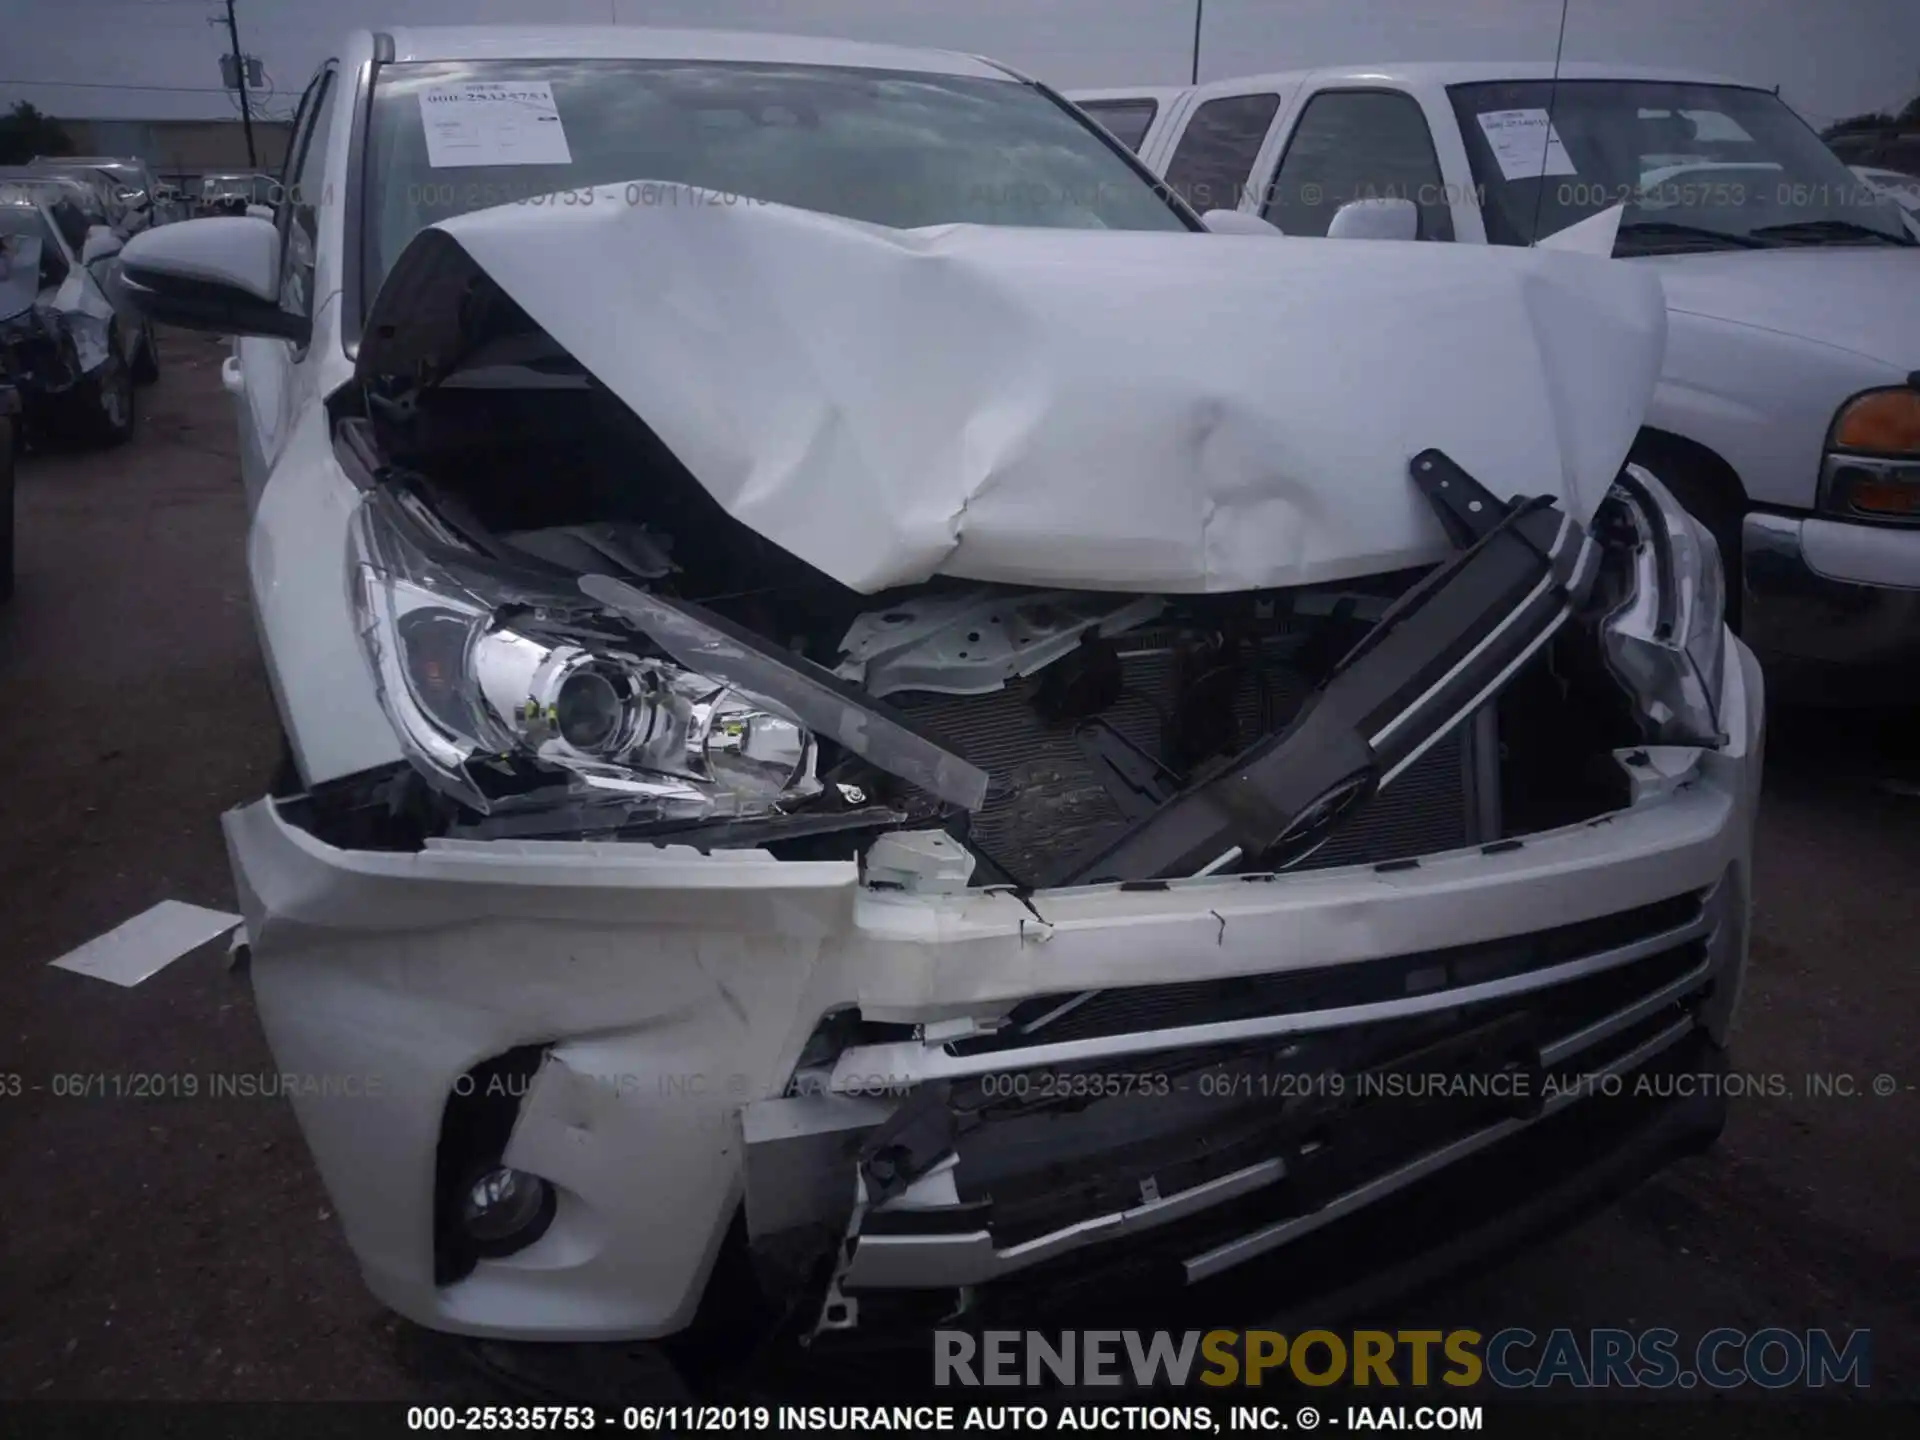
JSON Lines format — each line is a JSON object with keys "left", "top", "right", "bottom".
{"left": 1613, "top": 221, "right": 1769, "bottom": 253}
{"left": 1748, "top": 219, "right": 1913, "bottom": 247}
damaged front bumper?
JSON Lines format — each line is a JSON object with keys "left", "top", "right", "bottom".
{"left": 0, "top": 306, "right": 83, "bottom": 401}
{"left": 222, "top": 635, "right": 1761, "bottom": 1341}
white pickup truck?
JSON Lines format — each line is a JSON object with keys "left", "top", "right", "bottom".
{"left": 1074, "top": 63, "right": 1920, "bottom": 700}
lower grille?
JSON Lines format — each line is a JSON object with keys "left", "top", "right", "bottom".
{"left": 890, "top": 633, "right": 1488, "bottom": 886}
{"left": 958, "top": 991, "right": 1699, "bottom": 1251}
{"left": 835, "top": 913, "right": 1720, "bottom": 1294}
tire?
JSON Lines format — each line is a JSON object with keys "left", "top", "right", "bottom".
{"left": 0, "top": 413, "right": 15, "bottom": 603}
{"left": 132, "top": 323, "right": 160, "bottom": 386}
{"left": 73, "top": 335, "right": 137, "bottom": 449}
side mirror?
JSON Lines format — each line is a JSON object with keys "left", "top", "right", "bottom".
{"left": 118, "top": 215, "right": 307, "bottom": 344}
{"left": 1201, "top": 209, "right": 1286, "bottom": 237}
{"left": 1327, "top": 197, "right": 1420, "bottom": 241}
{"left": 81, "top": 225, "right": 124, "bottom": 265}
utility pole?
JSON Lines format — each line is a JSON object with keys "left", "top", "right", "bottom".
{"left": 1190, "top": 0, "right": 1204, "bottom": 86}
{"left": 219, "top": 0, "right": 258, "bottom": 168}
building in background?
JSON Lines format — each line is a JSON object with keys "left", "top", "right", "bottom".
{"left": 60, "top": 118, "right": 290, "bottom": 186}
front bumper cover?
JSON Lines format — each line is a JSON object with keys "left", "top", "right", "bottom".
{"left": 223, "top": 637, "right": 1762, "bottom": 1342}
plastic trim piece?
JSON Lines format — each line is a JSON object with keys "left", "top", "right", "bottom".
{"left": 826, "top": 900, "right": 1712, "bottom": 1090}
{"left": 1058, "top": 456, "right": 1595, "bottom": 884}
{"left": 341, "top": 50, "right": 379, "bottom": 357}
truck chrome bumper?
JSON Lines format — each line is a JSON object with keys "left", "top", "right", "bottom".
{"left": 1743, "top": 511, "right": 1920, "bottom": 700}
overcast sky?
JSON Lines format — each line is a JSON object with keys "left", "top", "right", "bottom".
{"left": 1, "top": 0, "right": 1913, "bottom": 129}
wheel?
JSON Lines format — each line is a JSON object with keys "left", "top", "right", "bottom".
{"left": 71, "top": 334, "right": 137, "bottom": 448}
{"left": 0, "top": 412, "right": 15, "bottom": 603}
{"left": 132, "top": 323, "right": 160, "bottom": 386}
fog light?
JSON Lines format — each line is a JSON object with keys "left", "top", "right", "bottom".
{"left": 459, "top": 1166, "right": 555, "bottom": 1256}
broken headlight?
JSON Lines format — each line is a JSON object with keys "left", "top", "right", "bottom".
{"left": 348, "top": 491, "right": 820, "bottom": 819}
{"left": 1594, "top": 465, "right": 1727, "bottom": 747}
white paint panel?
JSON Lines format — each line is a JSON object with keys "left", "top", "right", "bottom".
{"left": 365, "top": 187, "right": 1667, "bottom": 595}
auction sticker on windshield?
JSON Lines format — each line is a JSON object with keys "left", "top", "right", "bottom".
{"left": 1476, "top": 108, "right": 1578, "bottom": 181}
{"left": 420, "top": 81, "right": 573, "bottom": 167}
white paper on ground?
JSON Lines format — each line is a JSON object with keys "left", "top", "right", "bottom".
{"left": 1477, "top": 108, "right": 1578, "bottom": 181}
{"left": 358, "top": 185, "right": 1666, "bottom": 595}
{"left": 420, "top": 81, "right": 572, "bottom": 168}
{"left": 49, "top": 900, "right": 242, "bottom": 987}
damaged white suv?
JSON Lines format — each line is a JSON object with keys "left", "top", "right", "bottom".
{"left": 121, "top": 27, "right": 1763, "bottom": 1346}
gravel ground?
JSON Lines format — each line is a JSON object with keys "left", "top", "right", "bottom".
{"left": 0, "top": 333, "right": 1913, "bottom": 1408}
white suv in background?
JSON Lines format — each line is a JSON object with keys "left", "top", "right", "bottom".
{"left": 1076, "top": 63, "right": 1920, "bottom": 702}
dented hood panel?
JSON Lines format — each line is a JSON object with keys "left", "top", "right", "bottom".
{"left": 360, "top": 186, "right": 1667, "bottom": 595}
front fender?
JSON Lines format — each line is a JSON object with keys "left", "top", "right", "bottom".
{"left": 1648, "top": 311, "right": 1902, "bottom": 511}
{"left": 247, "top": 403, "right": 403, "bottom": 785}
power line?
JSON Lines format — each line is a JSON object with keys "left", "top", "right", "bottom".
{"left": 0, "top": 78, "right": 238, "bottom": 93}
{"left": 216, "top": 0, "right": 258, "bottom": 167}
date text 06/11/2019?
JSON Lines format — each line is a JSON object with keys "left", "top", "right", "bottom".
{"left": 404, "top": 1402, "right": 1488, "bottom": 1433}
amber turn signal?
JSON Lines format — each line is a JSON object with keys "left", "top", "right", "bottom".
{"left": 1832, "top": 388, "right": 1920, "bottom": 454}
{"left": 1837, "top": 469, "right": 1920, "bottom": 516}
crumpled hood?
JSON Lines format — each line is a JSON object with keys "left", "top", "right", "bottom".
{"left": 1640, "top": 246, "right": 1920, "bottom": 369}
{"left": 361, "top": 186, "right": 1667, "bottom": 595}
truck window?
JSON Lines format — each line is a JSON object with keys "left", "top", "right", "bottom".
{"left": 1164, "top": 93, "right": 1281, "bottom": 212}
{"left": 1079, "top": 98, "right": 1159, "bottom": 153}
{"left": 1450, "top": 79, "right": 1911, "bottom": 249}
{"left": 1263, "top": 90, "right": 1455, "bottom": 240}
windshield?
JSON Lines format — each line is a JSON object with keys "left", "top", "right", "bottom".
{"left": 36, "top": 170, "right": 112, "bottom": 213}
{"left": 0, "top": 205, "right": 55, "bottom": 302}
{"left": 0, "top": 204, "right": 52, "bottom": 247}
{"left": 363, "top": 59, "right": 1189, "bottom": 293}
{"left": 1448, "top": 79, "right": 1914, "bottom": 252}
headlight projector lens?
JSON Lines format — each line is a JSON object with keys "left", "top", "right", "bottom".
{"left": 555, "top": 668, "right": 624, "bottom": 752}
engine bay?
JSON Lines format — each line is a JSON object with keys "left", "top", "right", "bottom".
{"left": 295, "top": 320, "right": 1683, "bottom": 887}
